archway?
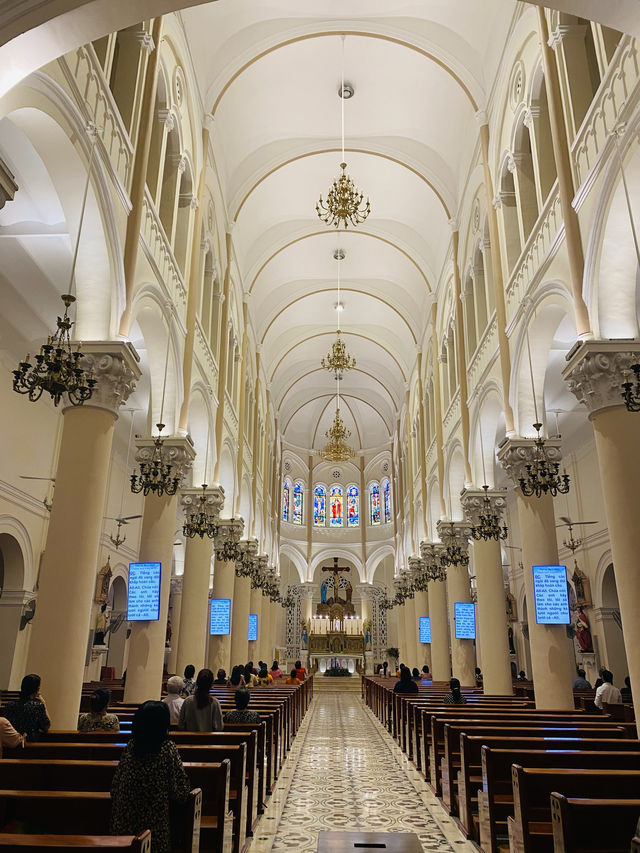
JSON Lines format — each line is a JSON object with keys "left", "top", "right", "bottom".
{"left": 106, "top": 574, "right": 128, "bottom": 677}
{"left": 0, "top": 532, "right": 30, "bottom": 689}
{"left": 599, "top": 563, "right": 629, "bottom": 685}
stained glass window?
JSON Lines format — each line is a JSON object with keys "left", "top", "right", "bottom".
{"left": 347, "top": 485, "right": 359, "bottom": 527}
{"left": 330, "top": 484, "right": 344, "bottom": 527}
{"left": 293, "top": 481, "right": 303, "bottom": 525}
{"left": 383, "top": 479, "right": 392, "bottom": 524}
{"left": 282, "top": 479, "right": 291, "bottom": 522}
{"left": 370, "top": 482, "right": 381, "bottom": 525}
{"left": 313, "top": 485, "right": 326, "bottom": 527}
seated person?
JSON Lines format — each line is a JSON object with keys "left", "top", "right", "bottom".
{"left": 257, "top": 665, "right": 272, "bottom": 686}
{"left": 111, "top": 701, "right": 190, "bottom": 853}
{"left": 285, "top": 668, "right": 301, "bottom": 685}
{"left": 572, "top": 668, "right": 592, "bottom": 689}
{"left": 294, "top": 659, "right": 307, "bottom": 681}
{"left": 224, "top": 687, "right": 261, "bottom": 723}
{"left": 517, "top": 670, "right": 527, "bottom": 681}
{"left": 79, "top": 687, "right": 120, "bottom": 732}
{"left": 443, "top": 677, "right": 468, "bottom": 705}
{"left": 181, "top": 664, "right": 196, "bottom": 697}
{"left": 393, "top": 667, "right": 418, "bottom": 694}
{"left": 0, "top": 716, "right": 24, "bottom": 757}
{"left": 162, "top": 676, "right": 185, "bottom": 725}
{"left": 621, "top": 676, "right": 632, "bottom": 699}
{"left": 4, "top": 674, "right": 50, "bottom": 741}
{"left": 244, "top": 663, "right": 259, "bottom": 687}
{"left": 475, "top": 666, "right": 483, "bottom": 685}
{"left": 178, "top": 668, "right": 223, "bottom": 731}
{"left": 270, "top": 660, "right": 282, "bottom": 679}
{"left": 411, "top": 667, "right": 421, "bottom": 681}
{"left": 213, "top": 668, "right": 227, "bottom": 685}
{"left": 594, "top": 669, "right": 622, "bottom": 709}
{"left": 420, "top": 665, "right": 432, "bottom": 684}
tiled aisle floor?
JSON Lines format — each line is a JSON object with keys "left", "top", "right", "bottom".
{"left": 248, "top": 689, "right": 476, "bottom": 852}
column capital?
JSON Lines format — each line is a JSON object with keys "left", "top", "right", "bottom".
{"left": 170, "top": 577, "right": 183, "bottom": 595}
{"left": 180, "top": 484, "right": 225, "bottom": 518}
{"left": 135, "top": 433, "right": 195, "bottom": 482}
{"left": 74, "top": 341, "right": 141, "bottom": 416}
{"left": 475, "top": 109, "right": 489, "bottom": 127}
{"left": 213, "top": 517, "right": 245, "bottom": 558}
{"left": 461, "top": 486, "right": 508, "bottom": 526}
{"left": 355, "top": 583, "right": 376, "bottom": 600}
{"left": 0, "top": 155, "right": 18, "bottom": 209}
{"left": 563, "top": 340, "right": 640, "bottom": 416}
{"left": 299, "top": 581, "right": 315, "bottom": 600}
{"left": 436, "top": 519, "right": 473, "bottom": 547}
{"left": 497, "top": 434, "right": 562, "bottom": 486}
{"left": 135, "top": 30, "right": 155, "bottom": 53}
{"left": 408, "top": 555, "right": 425, "bottom": 576}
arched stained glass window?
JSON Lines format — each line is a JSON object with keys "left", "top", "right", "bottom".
{"left": 347, "top": 485, "right": 359, "bottom": 527}
{"left": 313, "top": 485, "right": 327, "bottom": 527}
{"left": 293, "top": 482, "right": 303, "bottom": 525}
{"left": 282, "top": 478, "right": 291, "bottom": 522}
{"left": 369, "top": 482, "right": 381, "bottom": 525}
{"left": 383, "top": 479, "right": 392, "bottom": 524}
{"left": 330, "top": 484, "right": 344, "bottom": 527}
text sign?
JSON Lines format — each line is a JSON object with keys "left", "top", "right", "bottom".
{"left": 210, "top": 598, "right": 231, "bottom": 635}
{"left": 248, "top": 613, "right": 258, "bottom": 642}
{"left": 127, "top": 562, "right": 161, "bottom": 621}
{"left": 454, "top": 602, "right": 476, "bottom": 639}
{"left": 533, "top": 564, "right": 570, "bottom": 624}
{"left": 419, "top": 616, "right": 431, "bottom": 643}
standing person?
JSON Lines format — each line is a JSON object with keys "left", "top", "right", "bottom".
{"left": 4, "top": 674, "right": 50, "bottom": 741}
{"left": 594, "top": 669, "right": 622, "bottom": 709}
{"left": 285, "top": 669, "right": 300, "bottom": 685}
{"left": 181, "top": 665, "right": 196, "bottom": 697}
{"left": 110, "top": 701, "right": 189, "bottom": 853}
{"left": 443, "top": 678, "right": 468, "bottom": 705}
{"left": 393, "top": 667, "right": 418, "bottom": 694}
{"left": 294, "top": 660, "right": 307, "bottom": 681}
{"left": 78, "top": 688, "right": 119, "bottom": 732}
{"left": 270, "top": 660, "right": 282, "bottom": 679}
{"left": 0, "top": 717, "right": 24, "bottom": 757}
{"left": 382, "top": 661, "right": 388, "bottom": 677}
{"left": 178, "top": 669, "right": 223, "bottom": 732}
{"left": 224, "top": 688, "right": 261, "bottom": 723}
{"left": 162, "top": 676, "right": 185, "bottom": 725}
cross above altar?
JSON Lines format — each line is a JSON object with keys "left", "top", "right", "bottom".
{"left": 322, "top": 556, "right": 351, "bottom": 605}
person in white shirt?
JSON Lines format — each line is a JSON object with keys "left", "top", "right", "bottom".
{"left": 594, "top": 669, "right": 622, "bottom": 710}
{"left": 162, "top": 675, "right": 185, "bottom": 724}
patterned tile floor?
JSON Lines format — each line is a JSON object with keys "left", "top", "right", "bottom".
{"left": 247, "top": 688, "right": 476, "bottom": 852}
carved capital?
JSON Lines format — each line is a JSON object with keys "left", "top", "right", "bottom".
{"left": 73, "top": 341, "right": 141, "bottom": 415}
{"left": 135, "top": 433, "right": 195, "bottom": 484}
{"left": 492, "top": 194, "right": 502, "bottom": 210}
{"left": 213, "top": 517, "right": 245, "bottom": 550}
{"left": 158, "top": 109, "right": 175, "bottom": 132}
{"left": 355, "top": 583, "right": 376, "bottom": 600}
{"left": 562, "top": 340, "right": 640, "bottom": 415}
{"left": 497, "top": 434, "right": 562, "bottom": 485}
{"left": 408, "top": 555, "right": 425, "bottom": 576}
{"left": 461, "top": 486, "right": 508, "bottom": 526}
{"left": 136, "top": 30, "right": 155, "bottom": 53}
{"left": 0, "top": 156, "right": 18, "bottom": 209}
{"left": 170, "top": 577, "right": 183, "bottom": 596}
{"left": 180, "top": 484, "right": 225, "bottom": 518}
{"left": 299, "top": 581, "right": 315, "bottom": 600}
{"left": 420, "top": 540, "right": 447, "bottom": 563}
{"left": 436, "top": 519, "right": 473, "bottom": 549}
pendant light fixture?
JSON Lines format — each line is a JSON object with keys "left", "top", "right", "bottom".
{"left": 321, "top": 249, "right": 356, "bottom": 379}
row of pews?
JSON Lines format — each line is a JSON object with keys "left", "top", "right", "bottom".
{"left": 364, "top": 676, "right": 639, "bottom": 853}
{"left": 0, "top": 677, "right": 313, "bottom": 851}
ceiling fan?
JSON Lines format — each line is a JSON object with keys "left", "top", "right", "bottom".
{"left": 556, "top": 516, "right": 597, "bottom": 554}
{"left": 105, "top": 515, "right": 142, "bottom": 549}
{"left": 20, "top": 475, "right": 55, "bottom": 512}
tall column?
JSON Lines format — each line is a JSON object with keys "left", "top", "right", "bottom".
{"left": 176, "top": 486, "right": 224, "bottom": 674}
{"left": 125, "top": 437, "right": 195, "bottom": 703}
{"left": 234, "top": 304, "right": 250, "bottom": 515}
{"left": 564, "top": 342, "right": 640, "bottom": 700}
{"left": 451, "top": 227, "right": 473, "bottom": 483}
{"left": 537, "top": 7, "right": 591, "bottom": 338}
{"left": 408, "top": 556, "right": 430, "bottom": 671}
{"left": 438, "top": 521, "right": 476, "bottom": 686}
{"left": 403, "top": 595, "right": 418, "bottom": 668}
{"left": 230, "top": 538, "right": 258, "bottom": 667}
{"left": 421, "top": 541, "right": 450, "bottom": 682}
{"left": 208, "top": 518, "right": 244, "bottom": 674}
{"left": 498, "top": 438, "right": 574, "bottom": 709}
{"left": 462, "top": 489, "right": 513, "bottom": 695}
{"left": 27, "top": 343, "right": 140, "bottom": 728}
{"left": 213, "top": 229, "right": 234, "bottom": 482}
{"left": 248, "top": 557, "right": 265, "bottom": 662}
{"left": 166, "top": 577, "right": 182, "bottom": 674}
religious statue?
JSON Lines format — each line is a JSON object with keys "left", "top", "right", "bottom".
{"left": 320, "top": 580, "right": 328, "bottom": 604}
{"left": 94, "top": 556, "right": 112, "bottom": 607}
{"left": 165, "top": 618, "right": 172, "bottom": 648}
{"left": 506, "top": 592, "right": 517, "bottom": 623}
{"left": 575, "top": 607, "right": 593, "bottom": 653}
{"left": 345, "top": 580, "right": 353, "bottom": 603}
{"left": 94, "top": 603, "right": 109, "bottom": 645}
{"left": 301, "top": 620, "right": 309, "bottom": 648}
{"left": 364, "top": 622, "right": 372, "bottom": 650}
{"left": 572, "top": 564, "right": 592, "bottom": 607}
{"left": 508, "top": 625, "right": 516, "bottom": 654}
{"left": 322, "top": 557, "right": 350, "bottom": 606}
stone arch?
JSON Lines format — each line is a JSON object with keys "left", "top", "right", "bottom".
{"left": 217, "top": 439, "right": 236, "bottom": 515}
{"left": 309, "top": 549, "right": 364, "bottom": 584}
{"left": 469, "top": 385, "right": 506, "bottom": 487}
{"left": 0, "top": 528, "right": 31, "bottom": 689}
{"left": 278, "top": 543, "right": 306, "bottom": 583}
{"left": 444, "top": 442, "right": 466, "bottom": 519}
{"left": 187, "top": 384, "right": 215, "bottom": 487}
{"left": 367, "top": 545, "right": 395, "bottom": 584}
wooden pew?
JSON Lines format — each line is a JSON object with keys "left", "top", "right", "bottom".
{"left": 509, "top": 767, "right": 640, "bottom": 853}
{"left": 0, "top": 760, "right": 231, "bottom": 853}
{"left": 0, "top": 832, "right": 151, "bottom": 851}
{"left": 477, "top": 745, "right": 640, "bottom": 853}
{"left": 0, "top": 789, "right": 201, "bottom": 853}
{"left": 7, "top": 743, "right": 246, "bottom": 853}
{"left": 550, "top": 793, "right": 640, "bottom": 853}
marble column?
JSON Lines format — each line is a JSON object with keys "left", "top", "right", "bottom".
{"left": 437, "top": 521, "right": 476, "bottom": 686}
{"left": 408, "top": 556, "right": 426, "bottom": 669}
{"left": 229, "top": 535, "right": 256, "bottom": 668}
{"left": 27, "top": 342, "right": 139, "bottom": 728}
{"left": 498, "top": 438, "right": 574, "bottom": 709}
{"left": 421, "top": 541, "right": 450, "bottom": 681}
{"left": 125, "top": 436, "right": 195, "bottom": 703}
{"left": 564, "top": 342, "right": 640, "bottom": 700}
{"left": 176, "top": 485, "right": 223, "bottom": 674}
{"left": 248, "top": 583, "right": 263, "bottom": 662}
{"left": 207, "top": 518, "right": 244, "bottom": 675}
{"left": 462, "top": 488, "right": 513, "bottom": 695}
{"left": 403, "top": 594, "right": 418, "bottom": 668}
{"left": 166, "top": 577, "right": 182, "bottom": 674}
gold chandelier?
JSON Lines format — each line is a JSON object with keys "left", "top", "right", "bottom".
{"left": 316, "top": 39, "right": 370, "bottom": 230}
{"left": 321, "top": 331, "right": 356, "bottom": 379}
{"left": 319, "top": 406, "right": 355, "bottom": 462}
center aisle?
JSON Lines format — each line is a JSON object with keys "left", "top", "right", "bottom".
{"left": 248, "top": 684, "right": 475, "bottom": 852}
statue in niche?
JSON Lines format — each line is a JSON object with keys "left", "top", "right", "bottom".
{"left": 94, "top": 603, "right": 110, "bottom": 645}
{"left": 575, "top": 608, "right": 594, "bottom": 653}
{"left": 572, "top": 564, "right": 592, "bottom": 608}
{"left": 508, "top": 625, "right": 516, "bottom": 654}
{"left": 94, "top": 557, "right": 112, "bottom": 607}
{"left": 320, "top": 580, "right": 328, "bottom": 604}
{"left": 506, "top": 592, "right": 517, "bottom": 623}
{"left": 301, "top": 620, "right": 309, "bottom": 648}
{"left": 363, "top": 619, "right": 372, "bottom": 650}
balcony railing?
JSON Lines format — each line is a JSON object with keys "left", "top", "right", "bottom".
{"left": 141, "top": 188, "right": 188, "bottom": 324}
{"left": 467, "top": 314, "right": 498, "bottom": 395}
{"left": 193, "top": 317, "right": 219, "bottom": 388}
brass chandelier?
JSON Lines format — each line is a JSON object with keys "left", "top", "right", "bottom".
{"left": 621, "top": 363, "right": 640, "bottom": 411}
{"left": 319, "top": 406, "right": 355, "bottom": 462}
{"left": 316, "top": 39, "right": 370, "bottom": 230}
{"left": 470, "top": 486, "right": 508, "bottom": 541}
{"left": 183, "top": 484, "right": 217, "bottom": 539}
{"left": 322, "top": 331, "right": 356, "bottom": 379}
{"left": 518, "top": 423, "right": 570, "bottom": 498}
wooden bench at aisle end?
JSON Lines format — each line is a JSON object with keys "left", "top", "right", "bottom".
{"left": 550, "top": 794, "right": 640, "bottom": 853}
{"left": 0, "top": 832, "right": 151, "bottom": 851}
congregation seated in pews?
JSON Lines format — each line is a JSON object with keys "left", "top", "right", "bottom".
{"left": 364, "top": 667, "right": 637, "bottom": 853}
{"left": 0, "top": 663, "right": 312, "bottom": 852}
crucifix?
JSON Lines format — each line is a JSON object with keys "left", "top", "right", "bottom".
{"left": 322, "top": 556, "right": 350, "bottom": 605}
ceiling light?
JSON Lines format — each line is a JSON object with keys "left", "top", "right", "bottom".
{"left": 334, "top": 302, "right": 344, "bottom": 312}
{"left": 338, "top": 83, "right": 354, "bottom": 99}
{"left": 333, "top": 249, "right": 345, "bottom": 261}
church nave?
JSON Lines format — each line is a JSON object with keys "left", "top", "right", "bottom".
{"left": 249, "top": 689, "right": 473, "bottom": 853}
